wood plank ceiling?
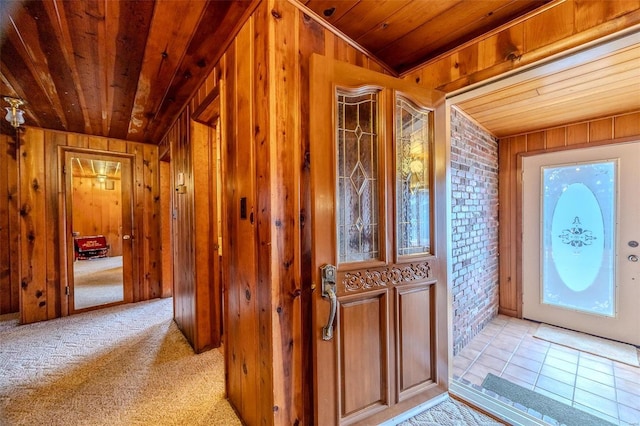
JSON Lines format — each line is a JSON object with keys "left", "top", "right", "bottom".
{"left": 455, "top": 33, "right": 640, "bottom": 137}
{"left": 0, "top": 0, "right": 254, "bottom": 142}
{"left": 1, "top": 0, "right": 637, "bottom": 143}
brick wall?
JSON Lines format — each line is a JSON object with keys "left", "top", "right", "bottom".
{"left": 450, "top": 108, "right": 500, "bottom": 355}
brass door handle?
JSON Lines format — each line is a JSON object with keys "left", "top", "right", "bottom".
{"left": 321, "top": 264, "right": 337, "bottom": 341}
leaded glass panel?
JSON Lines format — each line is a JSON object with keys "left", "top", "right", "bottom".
{"left": 337, "top": 89, "right": 380, "bottom": 263}
{"left": 542, "top": 161, "right": 616, "bottom": 316}
{"left": 396, "top": 96, "right": 431, "bottom": 256}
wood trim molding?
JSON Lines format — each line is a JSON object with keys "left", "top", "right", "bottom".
{"left": 400, "top": 0, "right": 566, "bottom": 77}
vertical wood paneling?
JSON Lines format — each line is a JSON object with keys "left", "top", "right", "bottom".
{"left": 0, "top": 134, "right": 20, "bottom": 314}
{"left": 221, "top": 43, "right": 242, "bottom": 409}
{"left": 0, "top": 135, "right": 10, "bottom": 313}
{"left": 567, "top": 123, "right": 589, "bottom": 145}
{"left": 0, "top": 127, "right": 161, "bottom": 320}
{"left": 615, "top": 112, "right": 640, "bottom": 137}
{"left": 269, "top": 1, "right": 302, "bottom": 424}
{"left": 253, "top": 3, "right": 273, "bottom": 425}
{"left": 143, "top": 143, "right": 161, "bottom": 299}
{"left": 498, "top": 111, "right": 640, "bottom": 317}
{"left": 128, "top": 142, "right": 144, "bottom": 302}
{"left": 526, "top": 131, "right": 545, "bottom": 152}
{"left": 45, "top": 132, "right": 64, "bottom": 318}
{"left": 235, "top": 19, "right": 260, "bottom": 426}
{"left": 19, "top": 128, "right": 48, "bottom": 323}
{"left": 545, "top": 127, "right": 566, "bottom": 148}
{"left": 298, "top": 10, "right": 325, "bottom": 426}
{"left": 590, "top": 118, "right": 614, "bottom": 141}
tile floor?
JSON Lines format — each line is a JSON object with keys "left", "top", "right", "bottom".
{"left": 453, "top": 315, "right": 640, "bottom": 426}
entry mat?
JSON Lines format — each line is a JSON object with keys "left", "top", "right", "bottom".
{"left": 482, "top": 373, "right": 615, "bottom": 426}
{"left": 533, "top": 323, "right": 640, "bottom": 367}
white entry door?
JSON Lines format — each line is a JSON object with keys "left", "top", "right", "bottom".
{"left": 522, "top": 142, "right": 640, "bottom": 346}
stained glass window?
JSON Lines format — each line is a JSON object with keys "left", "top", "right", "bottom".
{"left": 542, "top": 161, "right": 616, "bottom": 316}
{"left": 337, "top": 89, "right": 380, "bottom": 263}
{"left": 396, "top": 96, "right": 431, "bottom": 256}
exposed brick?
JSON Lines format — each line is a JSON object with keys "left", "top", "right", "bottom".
{"left": 451, "top": 108, "right": 499, "bottom": 356}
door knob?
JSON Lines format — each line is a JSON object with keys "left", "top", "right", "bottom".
{"left": 123, "top": 234, "right": 131, "bottom": 240}
{"left": 629, "top": 254, "right": 639, "bottom": 262}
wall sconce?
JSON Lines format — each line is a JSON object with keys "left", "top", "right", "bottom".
{"left": 4, "top": 97, "right": 25, "bottom": 128}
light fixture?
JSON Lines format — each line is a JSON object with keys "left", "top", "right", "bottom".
{"left": 96, "top": 174, "right": 107, "bottom": 183}
{"left": 3, "top": 97, "right": 25, "bottom": 128}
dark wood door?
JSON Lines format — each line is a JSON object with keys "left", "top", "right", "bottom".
{"left": 310, "top": 55, "right": 447, "bottom": 425}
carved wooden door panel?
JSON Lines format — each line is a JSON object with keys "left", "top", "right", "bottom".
{"left": 310, "top": 55, "right": 446, "bottom": 425}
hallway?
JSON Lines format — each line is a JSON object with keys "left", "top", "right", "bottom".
{"left": 0, "top": 298, "right": 240, "bottom": 426}
{"left": 453, "top": 316, "right": 640, "bottom": 425}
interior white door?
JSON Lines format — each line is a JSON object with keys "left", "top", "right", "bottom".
{"left": 522, "top": 141, "right": 640, "bottom": 345}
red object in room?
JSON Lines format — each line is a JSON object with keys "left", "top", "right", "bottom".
{"left": 74, "top": 235, "right": 109, "bottom": 260}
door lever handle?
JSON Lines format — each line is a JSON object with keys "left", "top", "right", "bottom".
{"left": 320, "top": 264, "right": 337, "bottom": 341}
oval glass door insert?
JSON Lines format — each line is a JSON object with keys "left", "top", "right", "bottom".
{"left": 542, "top": 161, "right": 616, "bottom": 316}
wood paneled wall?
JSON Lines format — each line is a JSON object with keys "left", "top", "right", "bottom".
{"left": 498, "top": 111, "right": 640, "bottom": 317}
{"left": 403, "top": 0, "right": 640, "bottom": 92}
{"left": 0, "top": 134, "right": 20, "bottom": 314}
{"left": 160, "top": 0, "right": 640, "bottom": 425}
{"left": 161, "top": 1, "right": 386, "bottom": 424}
{"left": 0, "top": 128, "right": 161, "bottom": 322}
{"left": 71, "top": 177, "right": 123, "bottom": 256}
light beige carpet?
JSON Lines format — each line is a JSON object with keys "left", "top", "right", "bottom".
{"left": 534, "top": 324, "right": 640, "bottom": 367}
{"left": 0, "top": 298, "right": 242, "bottom": 426}
{"left": 74, "top": 256, "right": 124, "bottom": 309}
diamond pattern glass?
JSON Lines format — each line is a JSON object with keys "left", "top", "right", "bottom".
{"left": 337, "top": 89, "right": 380, "bottom": 263}
{"left": 396, "top": 96, "right": 431, "bottom": 256}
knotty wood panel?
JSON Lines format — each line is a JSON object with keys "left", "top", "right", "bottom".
{"left": 175, "top": 2, "right": 392, "bottom": 424}
{"left": 0, "top": 134, "right": 20, "bottom": 314}
{"left": 339, "top": 292, "right": 387, "bottom": 418}
{"left": 498, "top": 111, "right": 640, "bottom": 316}
{"left": 1, "top": 127, "right": 161, "bottom": 322}
{"left": 396, "top": 283, "right": 434, "bottom": 400}
{"left": 20, "top": 128, "right": 48, "bottom": 323}
{"left": 71, "top": 177, "right": 123, "bottom": 256}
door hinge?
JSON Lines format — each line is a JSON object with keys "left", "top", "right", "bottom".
{"left": 65, "top": 285, "right": 70, "bottom": 296}
{"left": 62, "top": 165, "right": 67, "bottom": 175}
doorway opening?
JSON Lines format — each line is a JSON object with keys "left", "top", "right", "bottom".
{"left": 62, "top": 149, "right": 134, "bottom": 314}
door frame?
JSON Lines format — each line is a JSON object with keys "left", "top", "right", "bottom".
{"left": 309, "top": 54, "right": 450, "bottom": 425}
{"left": 58, "top": 146, "right": 135, "bottom": 316}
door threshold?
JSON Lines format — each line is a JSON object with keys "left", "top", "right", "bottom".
{"left": 449, "top": 380, "right": 547, "bottom": 426}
